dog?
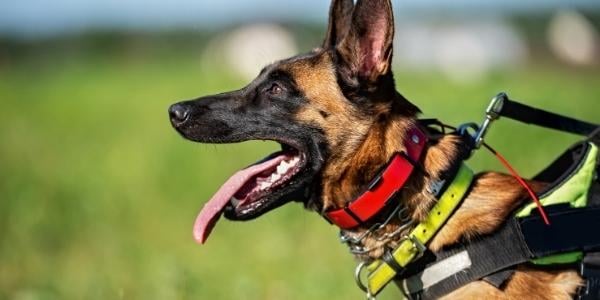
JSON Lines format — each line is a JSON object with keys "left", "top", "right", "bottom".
{"left": 168, "top": 0, "right": 583, "bottom": 298}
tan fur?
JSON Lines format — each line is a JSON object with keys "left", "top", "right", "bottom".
{"left": 430, "top": 173, "right": 528, "bottom": 250}
{"left": 284, "top": 53, "right": 378, "bottom": 208}
{"left": 404, "top": 134, "right": 464, "bottom": 222}
{"left": 443, "top": 268, "right": 582, "bottom": 300}
{"left": 282, "top": 49, "right": 583, "bottom": 298}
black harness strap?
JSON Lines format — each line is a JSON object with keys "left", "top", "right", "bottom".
{"left": 482, "top": 269, "right": 514, "bottom": 289}
{"left": 589, "top": 159, "right": 600, "bottom": 207}
{"left": 404, "top": 96, "right": 600, "bottom": 299}
{"left": 580, "top": 252, "right": 600, "bottom": 300}
{"left": 406, "top": 218, "right": 532, "bottom": 299}
{"left": 407, "top": 206, "right": 600, "bottom": 299}
{"left": 522, "top": 206, "right": 600, "bottom": 257}
{"left": 583, "top": 153, "right": 600, "bottom": 300}
{"left": 589, "top": 127, "right": 600, "bottom": 144}
{"left": 498, "top": 96, "right": 599, "bottom": 137}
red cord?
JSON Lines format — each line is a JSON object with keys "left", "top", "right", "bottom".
{"left": 483, "top": 144, "right": 551, "bottom": 225}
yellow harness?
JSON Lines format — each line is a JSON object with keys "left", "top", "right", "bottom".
{"left": 356, "top": 93, "right": 599, "bottom": 299}
{"left": 363, "top": 163, "right": 474, "bottom": 296}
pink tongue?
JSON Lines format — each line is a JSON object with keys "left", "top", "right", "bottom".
{"left": 193, "top": 153, "right": 288, "bottom": 244}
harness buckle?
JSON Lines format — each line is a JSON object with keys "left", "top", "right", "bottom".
{"left": 405, "top": 234, "right": 427, "bottom": 259}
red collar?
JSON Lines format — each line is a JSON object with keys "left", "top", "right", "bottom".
{"left": 324, "top": 126, "right": 428, "bottom": 229}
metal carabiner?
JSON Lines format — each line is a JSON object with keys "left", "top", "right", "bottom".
{"left": 473, "top": 92, "right": 507, "bottom": 148}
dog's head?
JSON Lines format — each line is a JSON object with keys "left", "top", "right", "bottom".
{"left": 169, "top": 0, "right": 420, "bottom": 243}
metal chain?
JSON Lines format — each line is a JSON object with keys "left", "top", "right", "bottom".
{"left": 340, "top": 203, "right": 414, "bottom": 254}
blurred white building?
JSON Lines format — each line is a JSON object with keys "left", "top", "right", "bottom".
{"left": 547, "top": 10, "right": 598, "bottom": 66}
{"left": 203, "top": 24, "right": 299, "bottom": 81}
{"left": 394, "top": 19, "right": 528, "bottom": 83}
{"left": 200, "top": 13, "right": 599, "bottom": 84}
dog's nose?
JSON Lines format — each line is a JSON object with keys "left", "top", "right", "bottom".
{"left": 169, "top": 103, "right": 190, "bottom": 126}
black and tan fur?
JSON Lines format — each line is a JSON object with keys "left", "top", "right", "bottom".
{"left": 169, "top": 0, "right": 583, "bottom": 298}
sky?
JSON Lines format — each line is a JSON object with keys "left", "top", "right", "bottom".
{"left": 1, "top": 0, "right": 599, "bottom": 37}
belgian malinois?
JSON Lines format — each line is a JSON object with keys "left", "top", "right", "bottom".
{"left": 169, "top": 0, "right": 582, "bottom": 298}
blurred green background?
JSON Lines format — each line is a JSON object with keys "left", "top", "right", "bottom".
{"left": 1, "top": 1, "right": 599, "bottom": 299}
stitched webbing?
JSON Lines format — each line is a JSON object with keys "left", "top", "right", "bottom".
{"left": 366, "top": 163, "right": 474, "bottom": 295}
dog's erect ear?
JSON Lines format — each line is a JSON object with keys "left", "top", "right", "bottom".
{"left": 336, "top": 0, "right": 394, "bottom": 85}
{"left": 323, "top": 0, "right": 354, "bottom": 48}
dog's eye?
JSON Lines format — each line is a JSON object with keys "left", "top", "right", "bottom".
{"left": 267, "top": 83, "right": 283, "bottom": 95}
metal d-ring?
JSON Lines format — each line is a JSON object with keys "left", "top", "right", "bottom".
{"left": 354, "top": 262, "right": 377, "bottom": 300}
{"left": 457, "top": 122, "right": 479, "bottom": 140}
{"left": 354, "top": 262, "right": 369, "bottom": 293}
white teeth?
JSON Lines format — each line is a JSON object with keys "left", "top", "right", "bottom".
{"left": 277, "top": 160, "right": 293, "bottom": 174}
{"left": 276, "top": 164, "right": 287, "bottom": 174}
{"left": 250, "top": 155, "right": 302, "bottom": 194}
{"left": 230, "top": 197, "right": 241, "bottom": 206}
{"left": 270, "top": 173, "right": 281, "bottom": 182}
{"left": 289, "top": 156, "right": 300, "bottom": 165}
{"left": 281, "top": 156, "right": 300, "bottom": 169}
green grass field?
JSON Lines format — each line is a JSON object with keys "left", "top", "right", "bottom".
{"left": 0, "top": 47, "right": 598, "bottom": 300}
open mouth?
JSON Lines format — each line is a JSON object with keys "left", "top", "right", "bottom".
{"left": 193, "top": 143, "right": 308, "bottom": 244}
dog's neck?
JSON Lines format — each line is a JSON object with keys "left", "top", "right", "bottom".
{"left": 320, "top": 109, "right": 462, "bottom": 212}
{"left": 320, "top": 108, "right": 534, "bottom": 260}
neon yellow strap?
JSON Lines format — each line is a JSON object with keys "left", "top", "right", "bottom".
{"left": 366, "top": 163, "right": 474, "bottom": 295}
{"left": 517, "top": 142, "right": 597, "bottom": 265}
